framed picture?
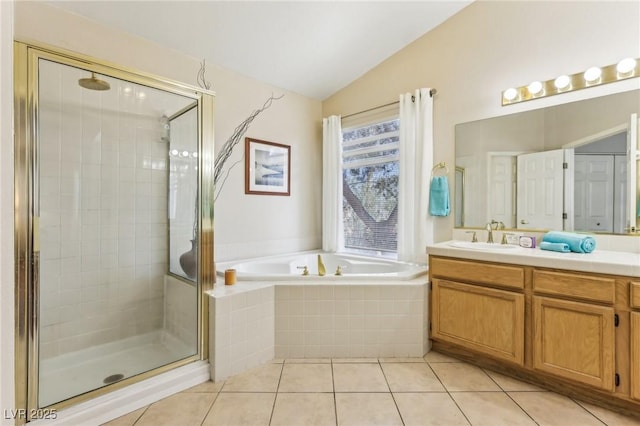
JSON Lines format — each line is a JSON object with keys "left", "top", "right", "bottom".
{"left": 245, "top": 138, "right": 291, "bottom": 196}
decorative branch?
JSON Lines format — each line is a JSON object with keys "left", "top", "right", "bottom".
{"left": 213, "top": 93, "right": 284, "bottom": 185}
{"left": 197, "top": 60, "right": 212, "bottom": 90}
{"left": 214, "top": 154, "right": 244, "bottom": 202}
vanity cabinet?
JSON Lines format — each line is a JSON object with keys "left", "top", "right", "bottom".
{"left": 532, "top": 296, "right": 615, "bottom": 390}
{"left": 532, "top": 269, "right": 616, "bottom": 391}
{"left": 430, "top": 257, "right": 525, "bottom": 365}
{"left": 632, "top": 311, "right": 640, "bottom": 401}
{"left": 429, "top": 254, "right": 640, "bottom": 415}
{"left": 432, "top": 279, "right": 525, "bottom": 365}
{"left": 631, "top": 282, "right": 640, "bottom": 401}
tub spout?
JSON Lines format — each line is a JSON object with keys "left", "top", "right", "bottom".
{"left": 317, "top": 254, "right": 326, "bottom": 276}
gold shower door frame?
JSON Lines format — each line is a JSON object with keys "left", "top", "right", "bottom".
{"left": 13, "top": 41, "right": 215, "bottom": 421}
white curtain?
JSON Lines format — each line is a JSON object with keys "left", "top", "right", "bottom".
{"left": 397, "top": 88, "right": 434, "bottom": 263}
{"left": 322, "top": 115, "right": 344, "bottom": 252}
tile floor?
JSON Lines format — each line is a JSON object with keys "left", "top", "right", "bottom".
{"left": 103, "top": 352, "right": 640, "bottom": 426}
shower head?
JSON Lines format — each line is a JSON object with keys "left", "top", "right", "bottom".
{"left": 78, "top": 72, "right": 110, "bottom": 91}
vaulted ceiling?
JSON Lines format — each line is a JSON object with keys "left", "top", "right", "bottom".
{"left": 46, "top": 1, "right": 471, "bottom": 100}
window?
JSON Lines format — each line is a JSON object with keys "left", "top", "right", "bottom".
{"left": 342, "top": 117, "right": 399, "bottom": 255}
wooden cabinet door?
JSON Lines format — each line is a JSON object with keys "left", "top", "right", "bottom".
{"left": 632, "top": 312, "right": 640, "bottom": 401}
{"left": 533, "top": 296, "right": 615, "bottom": 391}
{"left": 431, "top": 279, "right": 525, "bottom": 365}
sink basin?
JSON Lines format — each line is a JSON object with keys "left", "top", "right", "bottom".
{"left": 449, "top": 241, "right": 519, "bottom": 250}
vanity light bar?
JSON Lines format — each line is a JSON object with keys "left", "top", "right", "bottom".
{"left": 502, "top": 57, "right": 639, "bottom": 106}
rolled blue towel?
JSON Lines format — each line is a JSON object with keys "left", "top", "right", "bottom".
{"left": 541, "top": 231, "right": 596, "bottom": 253}
{"left": 540, "top": 241, "right": 571, "bottom": 253}
{"left": 429, "top": 176, "right": 450, "bottom": 217}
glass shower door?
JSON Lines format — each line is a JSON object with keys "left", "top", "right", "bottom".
{"left": 36, "top": 57, "right": 201, "bottom": 407}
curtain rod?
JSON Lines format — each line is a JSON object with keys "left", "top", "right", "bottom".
{"left": 341, "top": 88, "right": 437, "bottom": 120}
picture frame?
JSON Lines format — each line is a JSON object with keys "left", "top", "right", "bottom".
{"left": 245, "top": 137, "right": 291, "bottom": 196}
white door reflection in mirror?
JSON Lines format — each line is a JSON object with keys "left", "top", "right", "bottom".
{"left": 574, "top": 155, "right": 615, "bottom": 233}
{"left": 616, "top": 155, "right": 628, "bottom": 234}
{"left": 563, "top": 121, "right": 630, "bottom": 234}
{"left": 628, "top": 113, "right": 639, "bottom": 233}
{"left": 487, "top": 153, "right": 518, "bottom": 228}
{"left": 517, "top": 149, "right": 564, "bottom": 230}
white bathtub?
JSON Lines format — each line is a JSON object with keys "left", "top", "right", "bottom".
{"left": 216, "top": 251, "right": 427, "bottom": 281}
{"left": 210, "top": 251, "right": 430, "bottom": 378}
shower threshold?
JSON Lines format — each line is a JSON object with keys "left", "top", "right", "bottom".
{"left": 38, "top": 329, "right": 194, "bottom": 407}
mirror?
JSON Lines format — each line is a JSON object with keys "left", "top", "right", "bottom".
{"left": 455, "top": 89, "right": 640, "bottom": 234}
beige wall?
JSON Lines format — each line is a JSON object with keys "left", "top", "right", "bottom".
{"left": 14, "top": 1, "right": 323, "bottom": 263}
{"left": 323, "top": 0, "right": 640, "bottom": 242}
{"left": 4, "top": 1, "right": 321, "bottom": 415}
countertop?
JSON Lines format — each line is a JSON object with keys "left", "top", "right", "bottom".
{"left": 427, "top": 240, "right": 640, "bottom": 277}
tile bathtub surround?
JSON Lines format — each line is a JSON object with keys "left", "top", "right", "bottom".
{"left": 274, "top": 283, "right": 427, "bottom": 358}
{"left": 209, "top": 285, "right": 275, "bottom": 381}
{"left": 103, "top": 352, "right": 640, "bottom": 426}
{"left": 209, "top": 279, "right": 428, "bottom": 381}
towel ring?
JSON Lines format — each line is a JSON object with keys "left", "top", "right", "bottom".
{"left": 431, "top": 161, "right": 449, "bottom": 177}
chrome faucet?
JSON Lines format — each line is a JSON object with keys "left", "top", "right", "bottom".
{"left": 317, "top": 254, "right": 326, "bottom": 276}
{"left": 486, "top": 222, "right": 495, "bottom": 243}
{"left": 486, "top": 220, "right": 505, "bottom": 243}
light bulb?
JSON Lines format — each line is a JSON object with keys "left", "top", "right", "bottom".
{"left": 503, "top": 88, "right": 518, "bottom": 101}
{"left": 170, "top": 149, "right": 179, "bottom": 156}
{"left": 527, "top": 81, "right": 543, "bottom": 95}
{"left": 617, "top": 57, "right": 636, "bottom": 75}
{"left": 181, "top": 150, "right": 189, "bottom": 157}
{"left": 554, "top": 75, "right": 571, "bottom": 90}
{"left": 136, "top": 91, "right": 146, "bottom": 100}
{"left": 584, "top": 67, "right": 602, "bottom": 83}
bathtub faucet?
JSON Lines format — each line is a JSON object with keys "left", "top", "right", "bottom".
{"left": 297, "top": 266, "right": 309, "bottom": 276}
{"left": 317, "top": 254, "right": 326, "bottom": 276}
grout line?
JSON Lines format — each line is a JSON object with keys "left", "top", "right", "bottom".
{"left": 130, "top": 404, "right": 150, "bottom": 426}
{"left": 331, "top": 359, "right": 338, "bottom": 426}
{"left": 197, "top": 392, "right": 218, "bottom": 426}
{"left": 426, "top": 361, "right": 472, "bottom": 426}
{"left": 571, "top": 398, "right": 608, "bottom": 425}
{"left": 483, "top": 367, "right": 507, "bottom": 392}
{"left": 378, "top": 358, "right": 406, "bottom": 425}
{"left": 267, "top": 362, "right": 285, "bottom": 426}
{"left": 502, "top": 391, "right": 540, "bottom": 425}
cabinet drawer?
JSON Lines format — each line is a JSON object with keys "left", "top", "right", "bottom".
{"left": 631, "top": 282, "right": 640, "bottom": 309}
{"left": 533, "top": 270, "right": 615, "bottom": 304}
{"left": 430, "top": 257, "right": 524, "bottom": 290}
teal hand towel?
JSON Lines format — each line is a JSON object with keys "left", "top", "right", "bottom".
{"left": 541, "top": 231, "right": 596, "bottom": 253}
{"left": 429, "top": 176, "right": 450, "bottom": 217}
{"left": 540, "top": 241, "right": 571, "bottom": 253}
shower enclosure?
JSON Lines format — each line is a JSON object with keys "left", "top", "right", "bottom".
{"left": 14, "top": 42, "right": 215, "bottom": 418}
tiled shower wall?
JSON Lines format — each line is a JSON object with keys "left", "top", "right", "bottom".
{"left": 38, "top": 60, "right": 169, "bottom": 359}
